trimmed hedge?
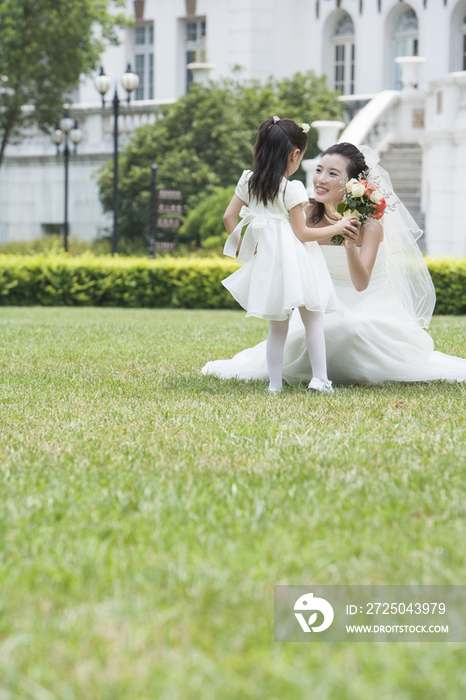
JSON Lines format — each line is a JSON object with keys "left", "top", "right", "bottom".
{"left": 0, "top": 254, "right": 465, "bottom": 314}
{"left": 0, "top": 255, "right": 240, "bottom": 309}
{"left": 425, "top": 257, "right": 466, "bottom": 315}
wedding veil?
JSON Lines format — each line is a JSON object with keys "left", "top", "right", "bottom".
{"left": 358, "top": 145, "right": 436, "bottom": 328}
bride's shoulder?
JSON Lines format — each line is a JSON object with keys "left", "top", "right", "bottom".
{"left": 361, "top": 217, "right": 384, "bottom": 244}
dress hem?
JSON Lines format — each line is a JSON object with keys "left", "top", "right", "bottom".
{"left": 222, "top": 282, "right": 339, "bottom": 321}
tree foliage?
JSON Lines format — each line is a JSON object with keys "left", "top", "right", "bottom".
{"left": 178, "top": 186, "right": 236, "bottom": 251}
{"left": 0, "top": 0, "right": 127, "bottom": 163}
{"left": 96, "top": 72, "right": 343, "bottom": 246}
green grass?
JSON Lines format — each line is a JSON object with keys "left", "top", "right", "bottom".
{"left": 1, "top": 307, "right": 466, "bottom": 699}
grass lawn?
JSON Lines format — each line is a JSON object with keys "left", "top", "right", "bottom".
{"left": 1, "top": 307, "right": 466, "bottom": 699}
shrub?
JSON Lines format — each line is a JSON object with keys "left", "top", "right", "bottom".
{"left": 425, "top": 257, "right": 466, "bottom": 315}
{"left": 0, "top": 235, "right": 112, "bottom": 256}
{"left": 0, "top": 255, "right": 240, "bottom": 309}
{"left": 0, "top": 254, "right": 466, "bottom": 314}
{"left": 178, "top": 186, "right": 235, "bottom": 251}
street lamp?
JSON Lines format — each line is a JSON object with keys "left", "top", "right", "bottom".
{"left": 94, "top": 65, "right": 139, "bottom": 255}
{"left": 52, "top": 105, "right": 82, "bottom": 252}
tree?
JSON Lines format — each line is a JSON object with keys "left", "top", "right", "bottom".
{"left": 178, "top": 186, "right": 236, "bottom": 250}
{"left": 0, "top": 0, "right": 127, "bottom": 164}
{"left": 96, "top": 72, "right": 343, "bottom": 247}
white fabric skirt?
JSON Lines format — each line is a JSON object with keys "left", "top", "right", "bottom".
{"left": 222, "top": 224, "right": 339, "bottom": 321}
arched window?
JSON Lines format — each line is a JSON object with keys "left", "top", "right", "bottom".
{"left": 448, "top": 2, "right": 466, "bottom": 72}
{"left": 461, "top": 12, "right": 466, "bottom": 70}
{"left": 393, "top": 8, "right": 418, "bottom": 89}
{"left": 331, "top": 13, "right": 355, "bottom": 95}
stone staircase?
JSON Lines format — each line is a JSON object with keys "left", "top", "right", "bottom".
{"left": 378, "top": 143, "right": 426, "bottom": 251}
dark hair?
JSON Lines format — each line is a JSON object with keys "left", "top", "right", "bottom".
{"left": 248, "top": 118, "right": 308, "bottom": 206}
{"left": 309, "top": 142, "right": 368, "bottom": 225}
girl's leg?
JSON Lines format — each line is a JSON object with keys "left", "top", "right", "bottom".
{"left": 266, "top": 318, "right": 290, "bottom": 392}
{"left": 298, "top": 307, "right": 328, "bottom": 382}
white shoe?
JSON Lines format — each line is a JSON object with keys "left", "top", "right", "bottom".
{"left": 267, "top": 386, "right": 282, "bottom": 395}
{"left": 307, "top": 378, "right": 334, "bottom": 394}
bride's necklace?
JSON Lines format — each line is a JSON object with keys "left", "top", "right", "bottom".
{"left": 323, "top": 212, "right": 339, "bottom": 225}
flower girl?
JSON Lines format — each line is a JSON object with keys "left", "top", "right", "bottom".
{"left": 219, "top": 117, "right": 359, "bottom": 394}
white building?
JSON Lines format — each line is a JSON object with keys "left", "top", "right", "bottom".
{"left": 1, "top": 0, "right": 466, "bottom": 255}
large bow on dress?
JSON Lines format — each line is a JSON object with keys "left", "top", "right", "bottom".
{"left": 223, "top": 206, "right": 286, "bottom": 264}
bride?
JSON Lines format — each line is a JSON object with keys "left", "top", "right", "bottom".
{"left": 203, "top": 143, "right": 466, "bottom": 385}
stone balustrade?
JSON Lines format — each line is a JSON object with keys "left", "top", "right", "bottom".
{"left": 6, "top": 99, "right": 175, "bottom": 159}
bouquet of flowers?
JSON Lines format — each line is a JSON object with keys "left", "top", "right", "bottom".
{"left": 330, "top": 174, "right": 388, "bottom": 245}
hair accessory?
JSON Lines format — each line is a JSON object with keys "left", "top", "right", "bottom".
{"left": 299, "top": 122, "right": 310, "bottom": 133}
{"left": 272, "top": 116, "right": 280, "bottom": 124}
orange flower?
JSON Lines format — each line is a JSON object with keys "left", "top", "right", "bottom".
{"left": 372, "top": 198, "right": 387, "bottom": 220}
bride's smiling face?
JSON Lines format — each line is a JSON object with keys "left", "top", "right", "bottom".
{"left": 313, "top": 154, "right": 349, "bottom": 204}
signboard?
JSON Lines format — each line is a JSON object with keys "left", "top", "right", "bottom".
{"left": 157, "top": 203, "right": 184, "bottom": 215}
{"left": 149, "top": 183, "right": 184, "bottom": 256}
{"left": 157, "top": 217, "right": 183, "bottom": 230}
{"left": 158, "top": 189, "right": 184, "bottom": 201}
{"left": 154, "top": 241, "right": 177, "bottom": 252}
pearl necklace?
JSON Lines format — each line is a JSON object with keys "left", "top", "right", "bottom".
{"left": 323, "top": 212, "right": 340, "bottom": 225}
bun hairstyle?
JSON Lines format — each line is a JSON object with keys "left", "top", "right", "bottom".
{"left": 309, "top": 142, "right": 368, "bottom": 225}
{"left": 248, "top": 118, "right": 308, "bottom": 206}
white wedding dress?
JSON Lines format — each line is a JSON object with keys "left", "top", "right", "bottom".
{"left": 202, "top": 243, "right": 466, "bottom": 385}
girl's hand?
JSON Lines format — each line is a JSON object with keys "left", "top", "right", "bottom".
{"left": 341, "top": 217, "right": 361, "bottom": 250}
{"left": 333, "top": 216, "right": 357, "bottom": 234}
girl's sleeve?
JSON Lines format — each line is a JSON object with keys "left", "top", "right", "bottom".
{"left": 284, "top": 179, "right": 309, "bottom": 211}
{"left": 235, "top": 170, "right": 251, "bottom": 204}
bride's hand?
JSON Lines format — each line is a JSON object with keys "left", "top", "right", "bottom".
{"left": 342, "top": 218, "right": 361, "bottom": 250}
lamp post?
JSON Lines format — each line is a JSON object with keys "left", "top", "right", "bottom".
{"left": 94, "top": 65, "right": 139, "bottom": 255}
{"left": 149, "top": 164, "right": 158, "bottom": 259}
{"left": 52, "top": 105, "right": 82, "bottom": 252}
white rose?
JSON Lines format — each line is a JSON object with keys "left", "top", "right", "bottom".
{"left": 348, "top": 181, "right": 365, "bottom": 198}
{"left": 369, "top": 189, "right": 383, "bottom": 205}
{"left": 345, "top": 178, "right": 358, "bottom": 193}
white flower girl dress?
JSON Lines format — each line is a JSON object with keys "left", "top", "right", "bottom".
{"left": 221, "top": 170, "right": 339, "bottom": 321}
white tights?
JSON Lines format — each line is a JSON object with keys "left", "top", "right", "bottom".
{"left": 266, "top": 307, "right": 328, "bottom": 391}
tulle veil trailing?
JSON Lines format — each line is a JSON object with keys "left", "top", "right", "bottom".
{"left": 358, "top": 145, "right": 435, "bottom": 328}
